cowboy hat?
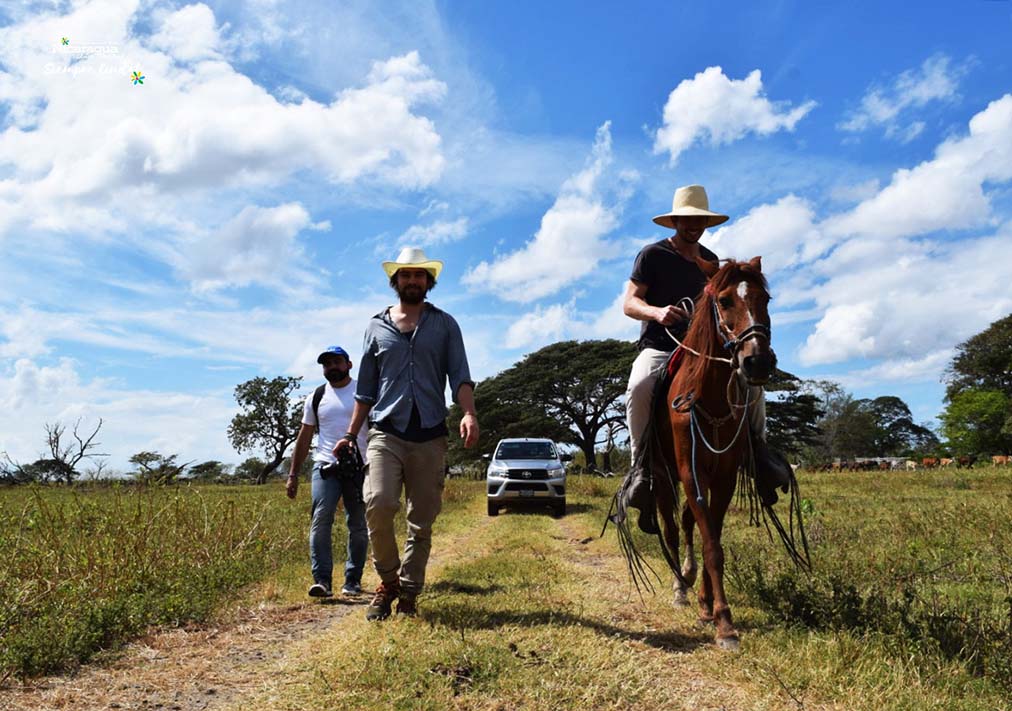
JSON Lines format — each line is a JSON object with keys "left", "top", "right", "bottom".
{"left": 652, "top": 185, "right": 729, "bottom": 229}
{"left": 382, "top": 246, "right": 443, "bottom": 280}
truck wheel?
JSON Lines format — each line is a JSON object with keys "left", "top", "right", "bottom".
{"left": 552, "top": 499, "right": 566, "bottom": 518}
{"left": 487, "top": 501, "right": 500, "bottom": 516}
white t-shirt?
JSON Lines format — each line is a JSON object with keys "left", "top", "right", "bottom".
{"left": 302, "top": 379, "right": 368, "bottom": 464}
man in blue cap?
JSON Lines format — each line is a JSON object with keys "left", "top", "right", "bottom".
{"left": 286, "top": 345, "right": 369, "bottom": 598}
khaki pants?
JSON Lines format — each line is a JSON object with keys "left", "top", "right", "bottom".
{"left": 625, "top": 348, "right": 766, "bottom": 470}
{"left": 364, "top": 430, "right": 447, "bottom": 596}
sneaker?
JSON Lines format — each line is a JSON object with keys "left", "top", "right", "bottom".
{"left": 365, "top": 581, "right": 399, "bottom": 621}
{"left": 341, "top": 581, "right": 362, "bottom": 596}
{"left": 395, "top": 594, "right": 417, "bottom": 616}
{"left": 308, "top": 583, "right": 333, "bottom": 598}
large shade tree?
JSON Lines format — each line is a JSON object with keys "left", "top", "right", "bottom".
{"left": 448, "top": 340, "right": 637, "bottom": 468}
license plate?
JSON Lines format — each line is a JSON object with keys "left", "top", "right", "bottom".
{"left": 520, "top": 489, "right": 534, "bottom": 497}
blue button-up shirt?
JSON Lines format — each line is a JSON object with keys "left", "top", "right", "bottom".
{"left": 355, "top": 303, "right": 474, "bottom": 431}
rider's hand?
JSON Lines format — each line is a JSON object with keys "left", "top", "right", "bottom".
{"left": 654, "top": 304, "right": 690, "bottom": 326}
{"left": 285, "top": 474, "right": 298, "bottom": 499}
{"left": 460, "top": 413, "right": 479, "bottom": 449}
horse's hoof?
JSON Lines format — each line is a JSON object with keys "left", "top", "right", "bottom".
{"left": 673, "top": 590, "right": 689, "bottom": 607}
{"left": 716, "top": 635, "right": 740, "bottom": 652}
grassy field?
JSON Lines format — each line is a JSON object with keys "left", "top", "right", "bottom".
{"left": 0, "top": 482, "right": 307, "bottom": 681}
{"left": 2, "top": 467, "right": 1010, "bottom": 709}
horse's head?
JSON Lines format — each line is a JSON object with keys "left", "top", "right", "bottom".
{"left": 698, "top": 256, "right": 775, "bottom": 385}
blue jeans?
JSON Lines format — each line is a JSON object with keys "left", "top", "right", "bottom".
{"left": 310, "top": 462, "right": 368, "bottom": 589}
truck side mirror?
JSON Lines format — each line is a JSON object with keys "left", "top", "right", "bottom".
{"left": 560, "top": 453, "right": 573, "bottom": 462}
{"left": 482, "top": 453, "right": 491, "bottom": 460}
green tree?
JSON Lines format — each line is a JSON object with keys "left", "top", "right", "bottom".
{"left": 942, "top": 314, "right": 1012, "bottom": 455}
{"left": 940, "top": 389, "right": 1012, "bottom": 456}
{"left": 130, "top": 451, "right": 187, "bottom": 484}
{"left": 234, "top": 456, "right": 269, "bottom": 482}
{"left": 227, "top": 376, "right": 303, "bottom": 484}
{"left": 805, "top": 384, "right": 936, "bottom": 460}
{"left": 945, "top": 313, "right": 1012, "bottom": 400}
{"left": 448, "top": 340, "right": 637, "bottom": 468}
{"left": 188, "top": 460, "right": 230, "bottom": 481}
{"left": 764, "top": 369, "right": 824, "bottom": 457}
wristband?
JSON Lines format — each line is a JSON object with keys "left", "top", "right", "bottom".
{"left": 343, "top": 433, "right": 357, "bottom": 441}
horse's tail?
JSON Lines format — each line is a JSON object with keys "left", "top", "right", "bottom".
{"left": 602, "top": 492, "right": 662, "bottom": 598}
{"left": 737, "top": 437, "right": 812, "bottom": 571}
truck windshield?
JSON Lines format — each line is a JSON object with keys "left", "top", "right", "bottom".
{"left": 496, "top": 442, "right": 557, "bottom": 460}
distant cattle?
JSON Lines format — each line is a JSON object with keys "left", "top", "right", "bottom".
{"left": 905, "top": 460, "right": 918, "bottom": 471}
{"left": 992, "top": 455, "right": 1010, "bottom": 467}
{"left": 957, "top": 455, "right": 976, "bottom": 468}
{"left": 922, "top": 457, "right": 939, "bottom": 468}
{"left": 940, "top": 458, "right": 955, "bottom": 468}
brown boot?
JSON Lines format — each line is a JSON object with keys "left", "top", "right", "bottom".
{"left": 753, "top": 437, "right": 792, "bottom": 507}
{"left": 365, "top": 580, "right": 399, "bottom": 621}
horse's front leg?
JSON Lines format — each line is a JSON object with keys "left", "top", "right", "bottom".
{"left": 673, "top": 501, "right": 696, "bottom": 607}
{"left": 684, "top": 476, "right": 739, "bottom": 650}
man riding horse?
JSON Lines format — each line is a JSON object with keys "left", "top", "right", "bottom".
{"left": 619, "top": 185, "right": 793, "bottom": 532}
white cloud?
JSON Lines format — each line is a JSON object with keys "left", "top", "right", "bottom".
{"left": 397, "top": 217, "right": 469, "bottom": 247}
{"left": 829, "top": 178, "right": 881, "bottom": 204}
{"left": 589, "top": 291, "right": 639, "bottom": 341}
{"left": 824, "top": 94, "right": 1012, "bottom": 240}
{"left": 504, "top": 290, "right": 638, "bottom": 352}
{"left": 174, "top": 202, "right": 317, "bottom": 292}
{"left": 706, "top": 195, "right": 831, "bottom": 273}
{"left": 505, "top": 302, "right": 574, "bottom": 349}
{"left": 652, "top": 66, "right": 815, "bottom": 164}
{"left": 799, "top": 231, "right": 1012, "bottom": 366}
{"left": 463, "top": 122, "right": 626, "bottom": 303}
{"left": 831, "top": 350, "right": 955, "bottom": 389}
{"left": 0, "top": 2, "right": 447, "bottom": 243}
{"left": 839, "top": 54, "right": 966, "bottom": 140}
{"left": 149, "top": 3, "right": 223, "bottom": 62}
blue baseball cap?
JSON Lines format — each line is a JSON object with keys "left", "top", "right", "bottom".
{"left": 317, "top": 346, "right": 350, "bottom": 364}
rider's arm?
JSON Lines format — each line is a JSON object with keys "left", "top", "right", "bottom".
{"left": 622, "top": 280, "right": 659, "bottom": 322}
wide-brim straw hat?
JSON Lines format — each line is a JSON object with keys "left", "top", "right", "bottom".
{"left": 652, "top": 185, "right": 729, "bottom": 229}
{"left": 382, "top": 246, "right": 444, "bottom": 280}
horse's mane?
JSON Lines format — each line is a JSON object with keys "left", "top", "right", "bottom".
{"left": 678, "top": 259, "right": 769, "bottom": 400}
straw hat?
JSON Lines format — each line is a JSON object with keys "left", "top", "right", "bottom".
{"left": 652, "top": 185, "right": 729, "bottom": 229}
{"left": 382, "top": 246, "right": 444, "bottom": 279}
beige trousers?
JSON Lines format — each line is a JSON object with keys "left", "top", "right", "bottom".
{"left": 625, "top": 348, "right": 766, "bottom": 470}
{"left": 363, "top": 430, "right": 447, "bottom": 596}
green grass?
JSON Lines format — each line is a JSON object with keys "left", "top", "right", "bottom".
{"left": 0, "top": 482, "right": 307, "bottom": 680}
{"left": 3, "top": 468, "right": 1011, "bottom": 709}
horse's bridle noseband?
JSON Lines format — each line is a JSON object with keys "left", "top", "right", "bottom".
{"left": 712, "top": 300, "right": 771, "bottom": 355}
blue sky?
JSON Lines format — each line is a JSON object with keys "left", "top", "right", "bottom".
{"left": 2, "top": 0, "right": 1011, "bottom": 469}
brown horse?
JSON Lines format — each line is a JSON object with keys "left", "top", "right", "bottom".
{"left": 653, "top": 256, "right": 780, "bottom": 650}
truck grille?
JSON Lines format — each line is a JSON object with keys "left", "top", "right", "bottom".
{"left": 506, "top": 469, "right": 549, "bottom": 480}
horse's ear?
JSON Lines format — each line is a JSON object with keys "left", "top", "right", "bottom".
{"left": 696, "top": 256, "right": 719, "bottom": 279}
{"left": 748, "top": 256, "right": 762, "bottom": 272}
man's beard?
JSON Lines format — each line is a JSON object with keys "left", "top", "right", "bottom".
{"left": 324, "top": 368, "right": 350, "bottom": 384}
{"left": 396, "top": 283, "right": 427, "bottom": 305}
